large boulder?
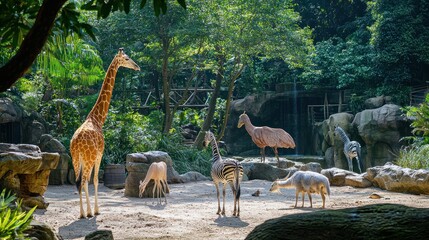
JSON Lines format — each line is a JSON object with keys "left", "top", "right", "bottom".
{"left": 0, "top": 143, "right": 59, "bottom": 208}
{"left": 325, "top": 113, "right": 358, "bottom": 170}
{"left": 321, "top": 168, "right": 372, "bottom": 188}
{"left": 39, "top": 134, "right": 70, "bottom": 185}
{"left": 0, "top": 98, "right": 22, "bottom": 123}
{"left": 366, "top": 162, "right": 429, "bottom": 194}
{"left": 353, "top": 104, "right": 411, "bottom": 167}
{"left": 246, "top": 204, "right": 429, "bottom": 240}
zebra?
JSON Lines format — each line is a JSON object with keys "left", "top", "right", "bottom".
{"left": 334, "top": 126, "right": 363, "bottom": 173}
{"left": 204, "top": 130, "right": 244, "bottom": 217}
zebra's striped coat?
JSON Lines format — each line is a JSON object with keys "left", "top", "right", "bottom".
{"left": 204, "top": 131, "right": 243, "bottom": 217}
{"left": 334, "top": 126, "right": 363, "bottom": 173}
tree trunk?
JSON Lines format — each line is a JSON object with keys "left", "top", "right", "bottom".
{"left": 161, "top": 38, "right": 172, "bottom": 134}
{"left": 194, "top": 49, "right": 225, "bottom": 149}
{"left": 246, "top": 204, "right": 429, "bottom": 240}
{"left": 218, "top": 63, "right": 244, "bottom": 142}
{"left": 0, "top": 0, "right": 67, "bottom": 92}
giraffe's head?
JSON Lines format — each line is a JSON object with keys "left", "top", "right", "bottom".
{"left": 115, "top": 48, "right": 140, "bottom": 71}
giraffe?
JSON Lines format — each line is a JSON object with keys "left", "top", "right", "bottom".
{"left": 70, "top": 48, "right": 140, "bottom": 218}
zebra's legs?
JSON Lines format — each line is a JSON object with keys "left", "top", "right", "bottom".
{"left": 345, "top": 150, "right": 353, "bottom": 172}
{"left": 214, "top": 182, "right": 221, "bottom": 215}
{"left": 356, "top": 157, "right": 362, "bottom": 174}
{"left": 221, "top": 184, "right": 226, "bottom": 215}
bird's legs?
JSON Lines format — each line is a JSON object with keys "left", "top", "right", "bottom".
{"left": 260, "top": 147, "right": 266, "bottom": 163}
{"left": 274, "top": 147, "right": 280, "bottom": 167}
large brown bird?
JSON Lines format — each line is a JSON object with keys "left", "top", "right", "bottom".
{"left": 237, "top": 112, "right": 295, "bottom": 165}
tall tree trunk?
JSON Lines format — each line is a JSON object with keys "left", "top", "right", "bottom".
{"left": 218, "top": 63, "right": 244, "bottom": 142}
{"left": 161, "top": 42, "right": 172, "bottom": 134}
{"left": 194, "top": 49, "right": 225, "bottom": 149}
{"left": 0, "top": 0, "right": 67, "bottom": 92}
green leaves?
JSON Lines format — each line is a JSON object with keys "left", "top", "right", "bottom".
{"left": 0, "top": 189, "right": 36, "bottom": 240}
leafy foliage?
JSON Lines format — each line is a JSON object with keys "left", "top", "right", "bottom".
{"left": 0, "top": 190, "right": 36, "bottom": 240}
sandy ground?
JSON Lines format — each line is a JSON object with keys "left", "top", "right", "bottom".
{"left": 33, "top": 179, "right": 429, "bottom": 240}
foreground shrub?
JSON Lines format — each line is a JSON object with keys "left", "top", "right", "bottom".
{"left": 0, "top": 190, "right": 36, "bottom": 240}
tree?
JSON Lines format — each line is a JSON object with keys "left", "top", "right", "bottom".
{"left": 0, "top": 0, "right": 186, "bottom": 92}
{"left": 368, "top": 0, "right": 429, "bottom": 104}
{"left": 192, "top": 0, "right": 314, "bottom": 147}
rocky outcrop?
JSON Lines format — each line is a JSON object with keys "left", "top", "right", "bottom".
{"left": 246, "top": 204, "right": 429, "bottom": 240}
{"left": 366, "top": 162, "right": 429, "bottom": 194}
{"left": 321, "top": 168, "right": 372, "bottom": 188}
{"left": 318, "top": 104, "right": 411, "bottom": 172}
{"left": 84, "top": 230, "right": 113, "bottom": 240}
{"left": 0, "top": 143, "right": 59, "bottom": 208}
{"left": 353, "top": 104, "right": 410, "bottom": 167}
{"left": 39, "top": 134, "right": 71, "bottom": 185}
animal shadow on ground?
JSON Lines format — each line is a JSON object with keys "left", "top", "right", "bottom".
{"left": 213, "top": 216, "right": 249, "bottom": 228}
{"left": 58, "top": 216, "right": 98, "bottom": 239}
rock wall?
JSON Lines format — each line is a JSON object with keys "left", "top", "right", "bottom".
{"left": 317, "top": 104, "right": 411, "bottom": 171}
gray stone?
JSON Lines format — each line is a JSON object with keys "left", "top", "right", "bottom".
{"left": 366, "top": 162, "right": 429, "bottom": 194}
{"left": 179, "top": 171, "right": 210, "bottom": 183}
{"left": 39, "top": 134, "right": 66, "bottom": 153}
{"left": 353, "top": 104, "right": 411, "bottom": 168}
{"left": 26, "top": 220, "right": 63, "bottom": 240}
{"left": 0, "top": 98, "right": 21, "bottom": 123}
{"left": 321, "top": 168, "right": 359, "bottom": 186}
{"left": 241, "top": 162, "right": 291, "bottom": 181}
{"left": 85, "top": 230, "right": 113, "bottom": 240}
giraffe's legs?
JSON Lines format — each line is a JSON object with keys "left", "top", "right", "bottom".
{"left": 83, "top": 181, "right": 93, "bottom": 217}
{"left": 93, "top": 161, "right": 100, "bottom": 215}
{"left": 78, "top": 184, "right": 85, "bottom": 218}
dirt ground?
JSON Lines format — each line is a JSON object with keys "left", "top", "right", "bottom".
{"left": 33, "top": 178, "right": 429, "bottom": 240}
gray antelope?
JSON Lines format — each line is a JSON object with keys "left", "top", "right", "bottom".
{"left": 204, "top": 130, "right": 244, "bottom": 217}
{"left": 270, "top": 171, "right": 331, "bottom": 208}
{"left": 334, "top": 126, "right": 363, "bottom": 173}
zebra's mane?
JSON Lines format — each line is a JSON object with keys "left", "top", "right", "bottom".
{"left": 334, "top": 126, "right": 350, "bottom": 144}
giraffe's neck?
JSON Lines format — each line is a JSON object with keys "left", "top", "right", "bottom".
{"left": 209, "top": 133, "right": 221, "bottom": 162}
{"left": 87, "top": 58, "right": 120, "bottom": 126}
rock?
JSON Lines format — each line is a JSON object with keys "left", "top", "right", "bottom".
{"left": 26, "top": 121, "right": 45, "bottom": 145}
{"left": 179, "top": 171, "right": 210, "bottom": 183}
{"left": 241, "top": 162, "right": 292, "bottom": 181}
{"left": 0, "top": 143, "right": 59, "bottom": 209}
{"left": 39, "top": 134, "right": 66, "bottom": 153}
{"left": 366, "top": 162, "right": 429, "bottom": 194}
{"left": 84, "top": 230, "right": 113, "bottom": 240}
{"left": 364, "top": 95, "right": 392, "bottom": 109}
{"left": 126, "top": 153, "right": 148, "bottom": 163}
{"left": 298, "top": 162, "right": 322, "bottom": 173}
{"left": 353, "top": 104, "right": 411, "bottom": 167}
{"left": 321, "top": 168, "right": 359, "bottom": 186}
{"left": 25, "top": 220, "right": 63, "bottom": 240}
{"left": 345, "top": 174, "right": 372, "bottom": 188}
{"left": 246, "top": 204, "right": 429, "bottom": 240}
{"left": 0, "top": 98, "right": 22, "bottom": 123}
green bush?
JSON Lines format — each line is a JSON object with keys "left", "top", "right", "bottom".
{"left": 0, "top": 190, "right": 36, "bottom": 240}
{"left": 158, "top": 133, "right": 212, "bottom": 176}
{"left": 396, "top": 144, "right": 429, "bottom": 170}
